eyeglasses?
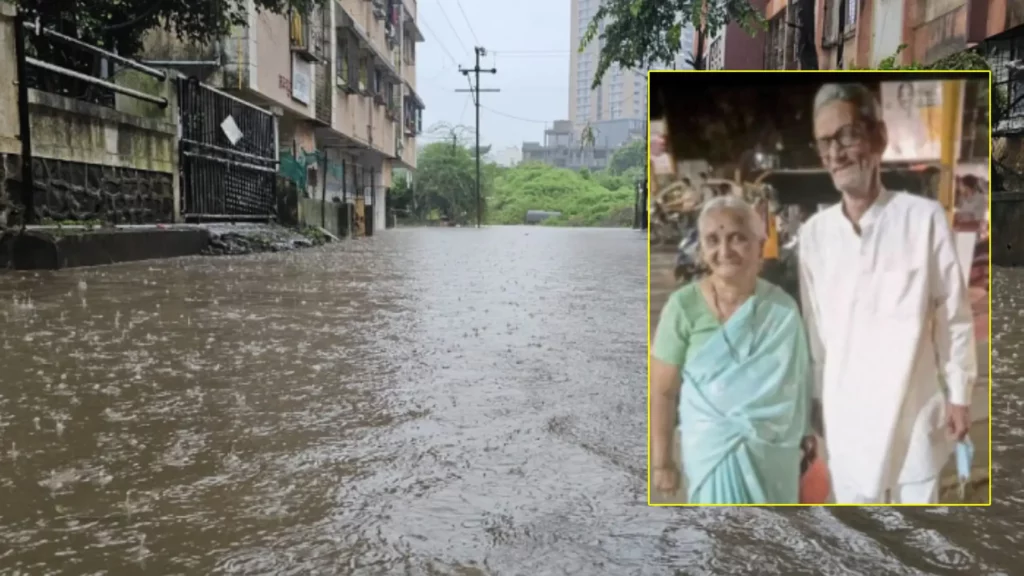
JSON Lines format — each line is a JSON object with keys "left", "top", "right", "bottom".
{"left": 813, "top": 124, "right": 866, "bottom": 157}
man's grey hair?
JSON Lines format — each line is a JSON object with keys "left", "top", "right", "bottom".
{"left": 697, "top": 195, "right": 766, "bottom": 241}
{"left": 813, "top": 83, "right": 883, "bottom": 124}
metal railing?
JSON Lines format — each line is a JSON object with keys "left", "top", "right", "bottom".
{"left": 12, "top": 13, "right": 169, "bottom": 226}
{"left": 20, "top": 18, "right": 168, "bottom": 108}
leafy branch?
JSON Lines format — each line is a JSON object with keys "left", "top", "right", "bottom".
{"left": 578, "top": 0, "right": 763, "bottom": 89}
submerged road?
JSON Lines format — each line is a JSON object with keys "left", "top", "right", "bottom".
{"left": 0, "top": 227, "right": 1020, "bottom": 574}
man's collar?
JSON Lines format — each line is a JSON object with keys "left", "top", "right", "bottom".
{"left": 857, "top": 187, "right": 893, "bottom": 229}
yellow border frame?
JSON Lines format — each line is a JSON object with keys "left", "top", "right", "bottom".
{"left": 645, "top": 69, "right": 994, "bottom": 508}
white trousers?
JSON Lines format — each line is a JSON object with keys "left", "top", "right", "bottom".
{"left": 833, "top": 476, "right": 940, "bottom": 504}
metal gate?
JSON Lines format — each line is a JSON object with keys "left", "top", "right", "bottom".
{"left": 177, "top": 78, "right": 278, "bottom": 220}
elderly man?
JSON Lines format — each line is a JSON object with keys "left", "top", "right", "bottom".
{"left": 798, "top": 83, "right": 976, "bottom": 504}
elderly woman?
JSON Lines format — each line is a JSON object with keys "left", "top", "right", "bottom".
{"left": 650, "top": 195, "right": 814, "bottom": 504}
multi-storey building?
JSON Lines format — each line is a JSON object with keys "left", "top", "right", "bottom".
{"left": 569, "top": 0, "right": 693, "bottom": 132}
{"left": 145, "top": 0, "right": 425, "bottom": 234}
{"left": 691, "top": 1, "right": 1024, "bottom": 74}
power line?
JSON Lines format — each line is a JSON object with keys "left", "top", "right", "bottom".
{"left": 493, "top": 50, "right": 569, "bottom": 55}
{"left": 419, "top": 17, "right": 459, "bottom": 67}
{"left": 481, "top": 105, "right": 550, "bottom": 124}
{"left": 435, "top": 1, "right": 470, "bottom": 57}
{"left": 459, "top": 93, "right": 471, "bottom": 124}
{"left": 492, "top": 53, "right": 569, "bottom": 59}
{"left": 455, "top": 0, "right": 480, "bottom": 46}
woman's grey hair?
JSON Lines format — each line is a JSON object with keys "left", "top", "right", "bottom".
{"left": 697, "top": 195, "right": 766, "bottom": 241}
{"left": 813, "top": 83, "right": 882, "bottom": 124}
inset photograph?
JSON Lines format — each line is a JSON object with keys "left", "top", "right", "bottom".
{"left": 647, "top": 71, "right": 991, "bottom": 506}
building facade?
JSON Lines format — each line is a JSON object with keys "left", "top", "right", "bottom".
{"left": 147, "top": 0, "right": 425, "bottom": 234}
{"left": 690, "top": 0, "right": 1024, "bottom": 72}
{"left": 569, "top": 0, "right": 693, "bottom": 133}
{"left": 521, "top": 118, "right": 643, "bottom": 171}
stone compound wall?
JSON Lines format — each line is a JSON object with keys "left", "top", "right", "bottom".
{"left": 17, "top": 88, "right": 178, "bottom": 225}
{"left": 0, "top": 8, "right": 179, "bottom": 228}
{"left": 33, "top": 157, "right": 173, "bottom": 224}
{"left": 1, "top": 150, "right": 175, "bottom": 228}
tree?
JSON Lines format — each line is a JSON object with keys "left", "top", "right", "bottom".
{"left": 578, "top": 0, "right": 763, "bottom": 88}
{"left": 609, "top": 139, "right": 646, "bottom": 174}
{"left": 414, "top": 142, "right": 484, "bottom": 224}
{"left": 14, "top": 0, "right": 320, "bottom": 63}
{"left": 389, "top": 170, "right": 415, "bottom": 217}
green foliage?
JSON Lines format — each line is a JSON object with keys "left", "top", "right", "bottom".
{"left": 608, "top": 139, "right": 646, "bottom": 174}
{"left": 867, "top": 44, "right": 992, "bottom": 71}
{"left": 410, "top": 142, "right": 490, "bottom": 224}
{"left": 14, "top": 0, "right": 321, "bottom": 61}
{"left": 408, "top": 144, "right": 640, "bottom": 228}
{"left": 487, "top": 163, "right": 635, "bottom": 227}
{"left": 390, "top": 170, "right": 414, "bottom": 214}
{"left": 579, "top": 0, "right": 763, "bottom": 88}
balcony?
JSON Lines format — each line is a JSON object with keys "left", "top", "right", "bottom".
{"left": 290, "top": 10, "right": 325, "bottom": 62}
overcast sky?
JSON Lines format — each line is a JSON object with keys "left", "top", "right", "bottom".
{"left": 414, "top": 0, "right": 570, "bottom": 150}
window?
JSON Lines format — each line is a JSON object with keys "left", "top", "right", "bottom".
{"left": 824, "top": 0, "right": 839, "bottom": 41}
{"left": 336, "top": 30, "right": 349, "bottom": 85}
{"left": 764, "top": 12, "right": 786, "bottom": 70}
{"left": 825, "top": 0, "right": 856, "bottom": 42}
{"left": 403, "top": 34, "right": 415, "bottom": 65}
{"left": 707, "top": 36, "right": 724, "bottom": 70}
{"left": 358, "top": 57, "right": 369, "bottom": 92}
{"left": 374, "top": 68, "right": 383, "bottom": 95}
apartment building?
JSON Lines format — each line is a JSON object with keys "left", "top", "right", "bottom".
{"left": 153, "top": 0, "right": 425, "bottom": 234}
{"left": 817, "top": 0, "right": 1024, "bottom": 70}
{"left": 695, "top": 1, "right": 1024, "bottom": 72}
{"left": 569, "top": 0, "right": 693, "bottom": 133}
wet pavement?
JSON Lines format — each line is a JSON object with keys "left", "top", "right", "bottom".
{"left": 0, "top": 226, "right": 1020, "bottom": 575}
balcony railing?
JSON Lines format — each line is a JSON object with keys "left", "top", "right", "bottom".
{"left": 290, "top": 10, "right": 325, "bottom": 62}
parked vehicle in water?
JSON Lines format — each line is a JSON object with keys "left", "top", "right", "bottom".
{"left": 525, "top": 210, "right": 561, "bottom": 225}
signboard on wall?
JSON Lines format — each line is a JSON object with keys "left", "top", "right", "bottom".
{"left": 292, "top": 54, "right": 311, "bottom": 105}
{"left": 881, "top": 80, "right": 943, "bottom": 162}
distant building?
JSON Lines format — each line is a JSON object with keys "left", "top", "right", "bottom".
{"left": 490, "top": 146, "right": 522, "bottom": 167}
{"left": 570, "top": 0, "right": 693, "bottom": 134}
{"left": 521, "top": 118, "right": 643, "bottom": 171}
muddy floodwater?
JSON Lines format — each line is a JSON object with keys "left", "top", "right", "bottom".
{"left": 0, "top": 226, "right": 1020, "bottom": 575}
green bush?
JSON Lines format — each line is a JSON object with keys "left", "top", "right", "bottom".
{"left": 486, "top": 162, "right": 635, "bottom": 227}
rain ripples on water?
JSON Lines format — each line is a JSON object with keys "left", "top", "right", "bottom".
{"left": 0, "top": 227, "right": 1020, "bottom": 574}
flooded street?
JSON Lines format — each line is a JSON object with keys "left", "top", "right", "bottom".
{"left": 0, "top": 226, "right": 1020, "bottom": 575}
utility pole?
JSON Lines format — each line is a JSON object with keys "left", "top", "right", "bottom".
{"left": 456, "top": 47, "right": 497, "bottom": 228}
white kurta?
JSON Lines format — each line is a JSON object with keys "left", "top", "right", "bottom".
{"left": 798, "top": 189, "right": 977, "bottom": 502}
